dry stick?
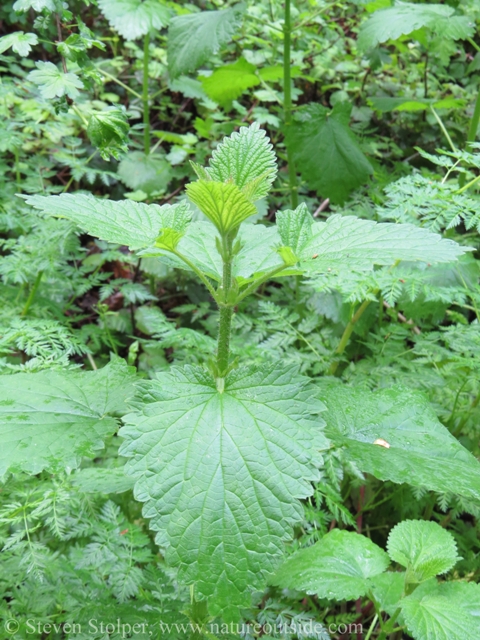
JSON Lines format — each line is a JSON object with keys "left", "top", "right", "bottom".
{"left": 313, "top": 198, "right": 330, "bottom": 217}
{"left": 55, "top": 14, "right": 68, "bottom": 74}
{"left": 383, "top": 300, "right": 421, "bottom": 335}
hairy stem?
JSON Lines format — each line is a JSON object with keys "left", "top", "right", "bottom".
{"left": 21, "top": 270, "right": 43, "bottom": 317}
{"left": 283, "top": 0, "right": 298, "bottom": 208}
{"left": 143, "top": 32, "right": 151, "bottom": 155}
{"left": 329, "top": 299, "right": 371, "bottom": 375}
{"left": 216, "top": 245, "right": 234, "bottom": 375}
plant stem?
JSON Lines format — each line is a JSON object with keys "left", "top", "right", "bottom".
{"left": 459, "top": 90, "right": 480, "bottom": 187}
{"left": 21, "top": 270, "right": 43, "bottom": 316}
{"left": 143, "top": 32, "right": 151, "bottom": 155}
{"left": 364, "top": 614, "right": 379, "bottom": 640}
{"left": 216, "top": 243, "right": 234, "bottom": 375}
{"left": 328, "top": 299, "right": 371, "bottom": 375}
{"left": 236, "top": 263, "right": 289, "bottom": 303}
{"left": 430, "top": 106, "right": 456, "bottom": 153}
{"left": 283, "top": 0, "right": 298, "bottom": 208}
{"left": 377, "top": 608, "right": 401, "bottom": 640}
{"left": 96, "top": 66, "right": 143, "bottom": 100}
{"left": 170, "top": 249, "right": 218, "bottom": 301}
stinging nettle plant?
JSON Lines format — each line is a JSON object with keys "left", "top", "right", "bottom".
{"left": 3, "top": 124, "right": 480, "bottom": 623}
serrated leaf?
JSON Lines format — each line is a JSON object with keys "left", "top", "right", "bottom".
{"left": 201, "top": 57, "right": 260, "bottom": 109}
{"left": 387, "top": 520, "right": 459, "bottom": 583}
{"left": 358, "top": 2, "right": 474, "bottom": 51}
{"left": 87, "top": 108, "right": 129, "bottom": 160}
{"left": 276, "top": 203, "right": 313, "bottom": 254}
{"left": 322, "top": 385, "right": 480, "bottom": 501}
{"left": 0, "top": 31, "right": 38, "bottom": 57}
{"left": 400, "top": 580, "right": 480, "bottom": 640}
{"left": 286, "top": 103, "right": 373, "bottom": 204}
{"left": 186, "top": 180, "right": 257, "bottom": 234}
{"left": 271, "top": 530, "right": 389, "bottom": 600}
{"left": 167, "top": 5, "right": 244, "bottom": 79}
{"left": 98, "top": 0, "right": 171, "bottom": 40}
{"left": 23, "top": 193, "right": 191, "bottom": 251}
{"left": 0, "top": 358, "right": 135, "bottom": 480}
{"left": 27, "top": 61, "right": 84, "bottom": 100}
{"left": 119, "top": 363, "right": 328, "bottom": 619}
{"left": 118, "top": 152, "right": 172, "bottom": 194}
{"left": 206, "top": 123, "right": 277, "bottom": 201}
{"left": 299, "top": 214, "right": 468, "bottom": 273}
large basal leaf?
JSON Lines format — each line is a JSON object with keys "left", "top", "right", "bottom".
{"left": 0, "top": 358, "right": 135, "bottom": 480}
{"left": 286, "top": 102, "right": 373, "bottom": 204}
{"left": 201, "top": 57, "right": 260, "bottom": 109}
{"left": 271, "top": 529, "right": 389, "bottom": 601}
{"left": 119, "top": 364, "right": 328, "bottom": 619}
{"left": 98, "top": 0, "right": 171, "bottom": 40}
{"left": 186, "top": 180, "right": 257, "bottom": 233}
{"left": 322, "top": 385, "right": 480, "bottom": 501}
{"left": 400, "top": 580, "right": 480, "bottom": 640}
{"left": 358, "top": 2, "right": 474, "bottom": 52}
{"left": 206, "top": 123, "right": 277, "bottom": 201}
{"left": 118, "top": 151, "right": 172, "bottom": 195}
{"left": 23, "top": 194, "right": 191, "bottom": 251}
{"left": 167, "top": 5, "right": 244, "bottom": 79}
{"left": 387, "top": 520, "right": 459, "bottom": 583}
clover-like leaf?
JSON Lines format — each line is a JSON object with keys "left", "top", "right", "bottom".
{"left": 358, "top": 2, "right": 474, "bottom": 52}
{"left": 23, "top": 194, "right": 191, "bottom": 251}
{"left": 201, "top": 57, "right": 260, "bottom": 110}
{"left": 167, "top": 5, "right": 244, "bottom": 79}
{"left": 0, "top": 31, "right": 38, "bottom": 57}
{"left": 186, "top": 180, "right": 257, "bottom": 234}
{"left": 98, "top": 0, "right": 171, "bottom": 40}
{"left": 286, "top": 102, "right": 373, "bottom": 204}
{"left": 205, "top": 123, "right": 277, "bottom": 201}
{"left": 322, "top": 385, "right": 480, "bottom": 501}
{"left": 387, "top": 520, "right": 459, "bottom": 583}
{"left": 0, "top": 358, "right": 135, "bottom": 480}
{"left": 13, "top": 0, "right": 55, "bottom": 11}
{"left": 400, "top": 580, "right": 480, "bottom": 640}
{"left": 119, "top": 363, "right": 328, "bottom": 619}
{"left": 271, "top": 530, "right": 389, "bottom": 601}
{"left": 28, "top": 61, "right": 84, "bottom": 100}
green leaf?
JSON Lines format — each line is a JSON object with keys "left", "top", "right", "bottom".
{"left": 300, "top": 215, "right": 468, "bottom": 272}
{"left": 201, "top": 57, "right": 260, "bottom": 109}
{"left": 186, "top": 180, "right": 257, "bottom": 234}
{"left": 276, "top": 203, "right": 313, "bottom": 255}
{"left": 167, "top": 5, "right": 244, "bottom": 79}
{"left": 27, "top": 61, "right": 84, "bottom": 100}
{"left": 286, "top": 103, "right": 373, "bottom": 204}
{"left": 0, "top": 358, "right": 135, "bottom": 480}
{"left": 206, "top": 123, "right": 277, "bottom": 201}
{"left": 271, "top": 530, "right": 389, "bottom": 600}
{"left": 322, "top": 385, "right": 480, "bottom": 501}
{"left": 71, "top": 467, "right": 136, "bottom": 494}
{"left": 87, "top": 108, "right": 129, "bottom": 160}
{"left": 369, "top": 572, "right": 405, "bottom": 616}
{"left": 387, "top": 520, "right": 459, "bottom": 583}
{"left": 98, "top": 0, "right": 171, "bottom": 40}
{"left": 0, "top": 31, "right": 38, "bottom": 57}
{"left": 400, "top": 580, "right": 480, "bottom": 640}
{"left": 358, "top": 2, "right": 474, "bottom": 51}
{"left": 118, "top": 152, "right": 172, "bottom": 194}
{"left": 119, "top": 363, "right": 328, "bottom": 619}
{"left": 23, "top": 193, "right": 191, "bottom": 251}
{"left": 13, "top": 0, "right": 55, "bottom": 11}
